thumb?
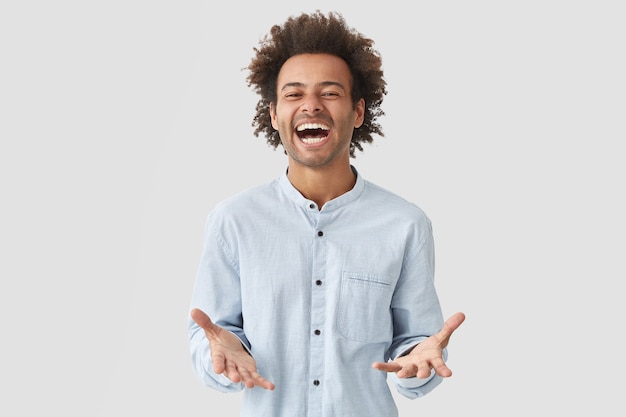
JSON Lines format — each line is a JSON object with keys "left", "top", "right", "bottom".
{"left": 439, "top": 312, "right": 466, "bottom": 341}
{"left": 190, "top": 308, "right": 216, "bottom": 332}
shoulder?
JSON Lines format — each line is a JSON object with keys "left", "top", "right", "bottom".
{"left": 362, "top": 179, "right": 430, "bottom": 224}
{"left": 207, "top": 178, "right": 280, "bottom": 223}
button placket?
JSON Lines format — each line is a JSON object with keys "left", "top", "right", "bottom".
{"left": 308, "top": 211, "right": 327, "bottom": 412}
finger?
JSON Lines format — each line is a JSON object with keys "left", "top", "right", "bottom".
{"left": 232, "top": 367, "right": 275, "bottom": 390}
{"left": 371, "top": 362, "right": 402, "bottom": 373}
{"left": 397, "top": 360, "right": 449, "bottom": 379}
{"left": 250, "top": 371, "right": 276, "bottom": 391}
{"left": 210, "top": 351, "right": 227, "bottom": 374}
{"left": 257, "top": 377, "right": 276, "bottom": 391}
{"left": 190, "top": 308, "right": 212, "bottom": 328}
{"left": 224, "top": 361, "right": 241, "bottom": 383}
{"left": 396, "top": 363, "right": 418, "bottom": 378}
{"left": 238, "top": 368, "right": 256, "bottom": 389}
{"left": 415, "top": 365, "right": 435, "bottom": 379}
{"left": 430, "top": 357, "right": 453, "bottom": 378}
{"left": 444, "top": 312, "right": 466, "bottom": 333}
{"left": 438, "top": 312, "right": 466, "bottom": 339}
{"left": 191, "top": 308, "right": 218, "bottom": 335}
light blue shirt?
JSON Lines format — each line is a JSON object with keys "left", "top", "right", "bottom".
{"left": 189, "top": 166, "right": 446, "bottom": 417}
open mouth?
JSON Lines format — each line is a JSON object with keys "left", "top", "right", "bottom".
{"left": 296, "top": 122, "right": 330, "bottom": 144}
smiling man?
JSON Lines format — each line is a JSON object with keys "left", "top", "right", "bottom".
{"left": 188, "top": 11, "right": 465, "bottom": 417}
{"left": 271, "top": 53, "right": 364, "bottom": 207}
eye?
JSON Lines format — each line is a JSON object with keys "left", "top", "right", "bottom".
{"left": 321, "top": 91, "right": 341, "bottom": 98}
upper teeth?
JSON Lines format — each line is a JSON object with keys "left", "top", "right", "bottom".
{"left": 297, "top": 123, "right": 329, "bottom": 131}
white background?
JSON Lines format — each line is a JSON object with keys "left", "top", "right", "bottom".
{"left": 1, "top": 1, "right": 624, "bottom": 415}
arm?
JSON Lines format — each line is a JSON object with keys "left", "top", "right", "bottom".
{"left": 372, "top": 219, "right": 464, "bottom": 398}
{"left": 188, "top": 212, "right": 274, "bottom": 391}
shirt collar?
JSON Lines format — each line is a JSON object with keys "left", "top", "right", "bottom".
{"left": 278, "top": 165, "right": 365, "bottom": 212}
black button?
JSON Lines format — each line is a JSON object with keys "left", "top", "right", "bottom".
{"left": 309, "top": 203, "right": 315, "bottom": 209}
{"left": 313, "top": 380, "right": 320, "bottom": 386}
{"left": 315, "top": 280, "right": 322, "bottom": 286}
{"left": 314, "top": 329, "right": 321, "bottom": 335}
{"left": 317, "top": 231, "right": 324, "bottom": 237}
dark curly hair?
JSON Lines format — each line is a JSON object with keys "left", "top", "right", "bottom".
{"left": 246, "top": 11, "right": 387, "bottom": 157}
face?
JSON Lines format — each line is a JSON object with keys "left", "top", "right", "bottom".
{"left": 270, "top": 53, "right": 365, "bottom": 170}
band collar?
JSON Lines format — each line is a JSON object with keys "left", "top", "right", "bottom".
{"left": 278, "top": 165, "right": 365, "bottom": 212}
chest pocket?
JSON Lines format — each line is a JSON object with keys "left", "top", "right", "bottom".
{"left": 336, "top": 271, "right": 394, "bottom": 343}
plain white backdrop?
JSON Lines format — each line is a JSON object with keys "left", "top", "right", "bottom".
{"left": 1, "top": 1, "right": 624, "bottom": 415}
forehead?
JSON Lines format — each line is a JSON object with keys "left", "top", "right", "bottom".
{"left": 277, "top": 53, "right": 352, "bottom": 89}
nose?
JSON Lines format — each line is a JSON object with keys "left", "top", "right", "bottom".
{"left": 300, "top": 94, "right": 322, "bottom": 113}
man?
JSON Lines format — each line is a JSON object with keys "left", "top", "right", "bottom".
{"left": 189, "top": 11, "right": 465, "bottom": 417}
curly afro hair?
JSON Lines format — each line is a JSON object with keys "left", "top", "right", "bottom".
{"left": 246, "top": 11, "right": 387, "bottom": 157}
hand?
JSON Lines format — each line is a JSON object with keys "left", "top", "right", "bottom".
{"left": 190, "top": 308, "right": 275, "bottom": 390}
{"left": 372, "top": 312, "right": 466, "bottom": 379}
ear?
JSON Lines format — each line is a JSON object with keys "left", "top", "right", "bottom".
{"left": 270, "top": 102, "right": 278, "bottom": 130}
{"left": 354, "top": 98, "right": 365, "bottom": 128}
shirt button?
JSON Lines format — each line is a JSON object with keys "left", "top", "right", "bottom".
{"left": 313, "top": 380, "right": 320, "bottom": 386}
{"left": 315, "top": 280, "right": 322, "bottom": 286}
{"left": 314, "top": 329, "right": 321, "bottom": 335}
{"left": 309, "top": 203, "right": 315, "bottom": 209}
{"left": 317, "top": 231, "right": 324, "bottom": 237}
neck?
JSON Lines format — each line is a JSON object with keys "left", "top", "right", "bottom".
{"left": 287, "top": 162, "right": 356, "bottom": 209}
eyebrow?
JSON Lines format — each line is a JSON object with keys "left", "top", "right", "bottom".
{"left": 280, "top": 81, "right": 346, "bottom": 92}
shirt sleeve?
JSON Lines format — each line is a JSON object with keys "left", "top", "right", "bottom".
{"left": 187, "top": 211, "right": 249, "bottom": 393}
{"left": 387, "top": 217, "right": 446, "bottom": 398}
